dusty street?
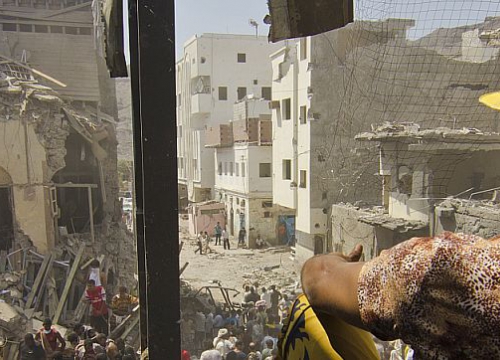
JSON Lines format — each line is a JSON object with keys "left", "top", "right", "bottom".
{"left": 179, "top": 218, "right": 301, "bottom": 303}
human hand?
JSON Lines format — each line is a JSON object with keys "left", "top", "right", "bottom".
{"left": 301, "top": 244, "right": 366, "bottom": 329}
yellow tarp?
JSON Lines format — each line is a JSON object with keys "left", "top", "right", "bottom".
{"left": 479, "top": 92, "right": 500, "bottom": 111}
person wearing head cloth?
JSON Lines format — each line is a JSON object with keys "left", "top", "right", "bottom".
{"left": 291, "top": 232, "right": 500, "bottom": 359}
{"left": 213, "top": 328, "right": 232, "bottom": 358}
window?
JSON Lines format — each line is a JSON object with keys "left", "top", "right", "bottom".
{"left": 237, "top": 53, "right": 246, "bottom": 63}
{"left": 283, "top": 159, "right": 292, "bottom": 180}
{"left": 19, "top": 24, "right": 32, "bottom": 32}
{"left": 253, "top": 79, "right": 258, "bottom": 85}
{"left": 34, "top": 25, "right": 48, "bottom": 33}
{"left": 262, "top": 201, "right": 273, "bottom": 208}
{"left": 264, "top": 211, "right": 272, "bottom": 218}
{"left": 200, "top": 57, "right": 206, "bottom": 64}
{"left": 224, "top": 162, "right": 227, "bottom": 175}
{"left": 299, "top": 170, "right": 307, "bottom": 188}
{"left": 241, "top": 163, "right": 246, "bottom": 177}
{"left": 282, "top": 98, "right": 291, "bottom": 120}
{"left": 218, "top": 87, "right": 228, "bottom": 101}
{"left": 236, "top": 198, "right": 240, "bottom": 205}
{"left": 50, "top": 26, "right": 63, "bottom": 33}
{"left": 300, "top": 37, "right": 308, "bottom": 60}
{"left": 230, "top": 162, "right": 234, "bottom": 176}
{"left": 262, "top": 87, "right": 272, "bottom": 101}
{"left": 259, "top": 163, "right": 271, "bottom": 178}
{"left": 218, "top": 162, "right": 222, "bottom": 175}
{"left": 79, "top": 27, "right": 91, "bottom": 35}
{"left": 2, "top": 24, "right": 16, "bottom": 32}
{"left": 179, "top": 157, "right": 184, "bottom": 170}
{"left": 300, "top": 105, "right": 307, "bottom": 124}
{"left": 237, "top": 87, "right": 247, "bottom": 101}
{"left": 235, "top": 163, "right": 239, "bottom": 176}
{"left": 65, "top": 27, "right": 78, "bottom": 35}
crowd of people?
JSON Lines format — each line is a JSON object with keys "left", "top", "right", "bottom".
{"left": 19, "top": 259, "right": 139, "bottom": 360}
{"left": 181, "top": 284, "right": 293, "bottom": 360}
{"left": 20, "top": 318, "right": 138, "bottom": 359}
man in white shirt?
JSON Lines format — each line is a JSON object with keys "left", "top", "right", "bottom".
{"left": 260, "top": 287, "right": 271, "bottom": 309}
{"left": 222, "top": 228, "right": 230, "bottom": 250}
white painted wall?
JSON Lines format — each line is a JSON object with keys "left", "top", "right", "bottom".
{"left": 271, "top": 46, "right": 297, "bottom": 211}
{"left": 215, "top": 144, "right": 273, "bottom": 196}
{"left": 271, "top": 39, "right": 323, "bottom": 236}
{"left": 176, "top": 34, "right": 280, "bottom": 201}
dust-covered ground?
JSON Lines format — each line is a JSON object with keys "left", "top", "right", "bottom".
{"left": 179, "top": 218, "right": 302, "bottom": 303}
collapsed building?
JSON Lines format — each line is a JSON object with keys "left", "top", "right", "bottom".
{"left": 331, "top": 122, "right": 500, "bottom": 260}
{"left": 0, "top": 0, "right": 137, "bottom": 351}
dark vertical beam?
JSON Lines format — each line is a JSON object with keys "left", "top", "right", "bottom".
{"left": 128, "top": 0, "right": 148, "bottom": 352}
{"left": 130, "top": 0, "right": 180, "bottom": 357}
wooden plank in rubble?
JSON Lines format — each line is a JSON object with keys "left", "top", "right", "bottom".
{"left": 25, "top": 253, "right": 53, "bottom": 309}
{"left": 53, "top": 244, "right": 85, "bottom": 324}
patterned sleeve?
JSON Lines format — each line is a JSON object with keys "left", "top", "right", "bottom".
{"left": 357, "top": 232, "right": 500, "bottom": 358}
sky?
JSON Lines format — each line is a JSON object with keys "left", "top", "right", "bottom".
{"left": 123, "top": 0, "right": 500, "bottom": 62}
{"left": 174, "top": 0, "right": 270, "bottom": 58}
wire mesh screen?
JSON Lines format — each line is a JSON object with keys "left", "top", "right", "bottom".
{"left": 309, "top": 0, "right": 500, "bottom": 213}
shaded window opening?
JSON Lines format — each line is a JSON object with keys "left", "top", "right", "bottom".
{"left": 0, "top": 187, "right": 14, "bottom": 251}
{"left": 52, "top": 133, "right": 103, "bottom": 234}
{"left": 2, "top": 23, "right": 17, "bottom": 32}
{"left": 282, "top": 98, "right": 291, "bottom": 120}
{"left": 237, "top": 87, "right": 247, "bottom": 100}
{"left": 259, "top": 163, "right": 271, "bottom": 177}
{"left": 283, "top": 159, "right": 291, "bottom": 180}
{"left": 237, "top": 53, "right": 246, "bottom": 63}
{"left": 218, "top": 86, "right": 227, "bottom": 101}
{"left": 262, "top": 87, "right": 272, "bottom": 101}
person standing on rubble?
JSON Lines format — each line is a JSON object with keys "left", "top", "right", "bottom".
{"left": 84, "top": 279, "right": 109, "bottom": 335}
{"left": 222, "top": 227, "right": 230, "bottom": 250}
{"left": 237, "top": 227, "right": 246, "bottom": 247}
{"left": 214, "top": 222, "right": 222, "bottom": 246}
{"left": 20, "top": 333, "right": 46, "bottom": 360}
{"left": 88, "top": 260, "right": 106, "bottom": 288}
{"left": 204, "top": 231, "right": 213, "bottom": 254}
{"left": 269, "top": 285, "right": 282, "bottom": 317}
{"left": 260, "top": 288, "right": 271, "bottom": 310}
{"left": 195, "top": 310, "right": 207, "bottom": 352}
{"left": 195, "top": 231, "right": 204, "bottom": 255}
{"left": 110, "top": 286, "right": 138, "bottom": 329}
{"left": 35, "top": 318, "right": 66, "bottom": 359}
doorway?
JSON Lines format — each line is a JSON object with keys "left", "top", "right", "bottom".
{"left": 314, "top": 235, "right": 324, "bottom": 255}
{"left": 0, "top": 187, "right": 14, "bottom": 251}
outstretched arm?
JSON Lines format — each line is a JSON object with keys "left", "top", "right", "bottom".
{"left": 300, "top": 245, "right": 366, "bottom": 330}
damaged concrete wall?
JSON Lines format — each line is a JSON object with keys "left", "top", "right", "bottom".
{"left": 308, "top": 18, "right": 500, "bottom": 212}
{"left": 0, "top": 114, "right": 55, "bottom": 253}
{"left": 330, "top": 204, "right": 429, "bottom": 260}
{"left": 436, "top": 200, "right": 500, "bottom": 239}
{"left": 245, "top": 198, "right": 278, "bottom": 247}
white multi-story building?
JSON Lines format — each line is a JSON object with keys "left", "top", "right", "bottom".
{"left": 206, "top": 99, "right": 277, "bottom": 247}
{"left": 176, "top": 34, "right": 279, "bottom": 203}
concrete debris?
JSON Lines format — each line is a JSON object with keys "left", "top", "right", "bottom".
{"left": 359, "top": 214, "right": 428, "bottom": 232}
{"left": 357, "top": 122, "right": 500, "bottom": 143}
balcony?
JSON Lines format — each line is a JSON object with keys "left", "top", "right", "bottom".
{"left": 190, "top": 76, "right": 212, "bottom": 124}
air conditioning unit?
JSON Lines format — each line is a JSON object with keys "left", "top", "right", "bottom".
{"left": 269, "top": 100, "right": 280, "bottom": 109}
